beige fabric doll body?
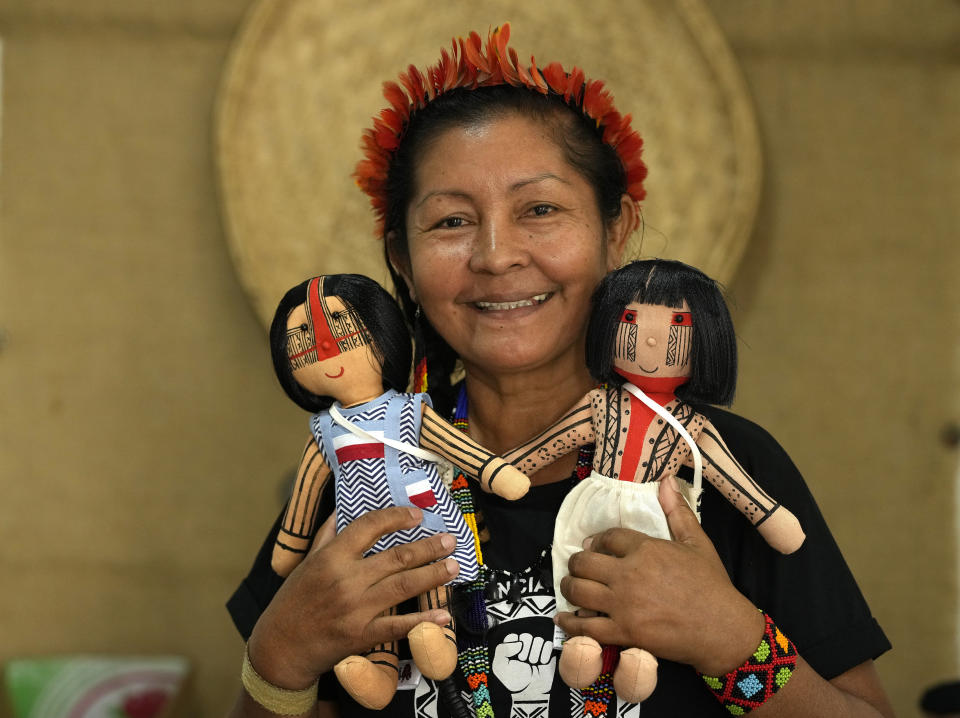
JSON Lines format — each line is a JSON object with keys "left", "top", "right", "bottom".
{"left": 504, "top": 260, "right": 804, "bottom": 704}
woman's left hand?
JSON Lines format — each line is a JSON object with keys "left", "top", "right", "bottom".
{"left": 555, "top": 475, "right": 764, "bottom": 677}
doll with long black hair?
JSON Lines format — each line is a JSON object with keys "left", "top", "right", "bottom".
{"left": 503, "top": 259, "right": 805, "bottom": 704}
{"left": 269, "top": 274, "right": 530, "bottom": 710}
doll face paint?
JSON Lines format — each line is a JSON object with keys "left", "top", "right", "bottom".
{"left": 285, "top": 287, "right": 383, "bottom": 404}
{"left": 286, "top": 278, "right": 370, "bottom": 370}
{"left": 613, "top": 301, "right": 692, "bottom": 378}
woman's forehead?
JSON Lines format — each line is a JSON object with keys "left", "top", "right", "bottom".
{"left": 413, "top": 115, "right": 570, "bottom": 188}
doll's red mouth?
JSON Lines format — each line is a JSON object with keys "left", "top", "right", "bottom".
{"left": 325, "top": 366, "right": 345, "bottom": 378}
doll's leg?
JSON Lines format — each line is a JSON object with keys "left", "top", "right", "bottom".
{"left": 558, "top": 635, "right": 604, "bottom": 689}
{"left": 612, "top": 647, "right": 658, "bottom": 703}
{"left": 334, "top": 607, "right": 399, "bottom": 710}
{"left": 408, "top": 585, "right": 458, "bottom": 680}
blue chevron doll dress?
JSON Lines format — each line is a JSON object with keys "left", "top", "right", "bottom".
{"left": 310, "top": 388, "right": 479, "bottom": 584}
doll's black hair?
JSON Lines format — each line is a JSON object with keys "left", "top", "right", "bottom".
{"left": 585, "top": 259, "right": 738, "bottom": 405}
{"left": 269, "top": 274, "right": 412, "bottom": 413}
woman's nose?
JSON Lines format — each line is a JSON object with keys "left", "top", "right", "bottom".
{"left": 468, "top": 218, "right": 529, "bottom": 274}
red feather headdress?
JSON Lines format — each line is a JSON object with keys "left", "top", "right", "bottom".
{"left": 354, "top": 24, "right": 647, "bottom": 237}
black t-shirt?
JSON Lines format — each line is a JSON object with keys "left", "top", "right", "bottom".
{"left": 228, "top": 405, "right": 890, "bottom": 717}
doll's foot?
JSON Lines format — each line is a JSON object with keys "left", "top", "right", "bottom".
{"left": 558, "top": 636, "right": 603, "bottom": 689}
{"left": 408, "top": 621, "right": 457, "bottom": 679}
{"left": 483, "top": 462, "right": 530, "bottom": 501}
{"left": 613, "top": 647, "right": 658, "bottom": 703}
{"left": 757, "top": 506, "right": 805, "bottom": 554}
{"left": 334, "top": 654, "right": 398, "bottom": 710}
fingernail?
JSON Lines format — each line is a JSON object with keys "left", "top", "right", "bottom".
{"left": 444, "top": 558, "right": 460, "bottom": 577}
{"left": 439, "top": 533, "right": 455, "bottom": 551}
{"left": 667, "top": 474, "right": 682, "bottom": 494}
{"left": 407, "top": 507, "right": 422, "bottom": 521}
{"left": 582, "top": 537, "right": 593, "bottom": 551}
{"left": 436, "top": 610, "right": 451, "bottom": 624}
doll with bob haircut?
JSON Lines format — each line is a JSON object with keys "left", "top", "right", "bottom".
{"left": 585, "top": 259, "right": 737, "bottom": 405}
{"left": 269, "top": 274, "right": 530, "bottom": 710}
{"left": 504, "top": 259, "right": 805, "bottom": 704}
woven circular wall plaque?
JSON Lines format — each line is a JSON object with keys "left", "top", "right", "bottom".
{"left": 216, "top": 0, "right": 762, "bottom": 327}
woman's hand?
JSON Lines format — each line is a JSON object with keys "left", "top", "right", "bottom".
{"left": 247, "top": 506, "right": 460, "bottom": 690}
{"left": 554, "top": 476, "right": 764, "bottom": 676}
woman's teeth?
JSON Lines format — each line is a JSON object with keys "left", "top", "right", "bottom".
{"left": 475, "top": 293, "right": 550, "bottom": 311}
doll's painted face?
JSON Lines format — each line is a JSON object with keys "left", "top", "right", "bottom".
{"left": 285, "top": 279, "right": 382, "bottom": 404}
{"left": 613, "top": 300, "right": 692, "bottom": 379}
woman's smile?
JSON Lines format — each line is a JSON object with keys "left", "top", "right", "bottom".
{"left": 470, "top": 291, "right": 553, "bottom": 313}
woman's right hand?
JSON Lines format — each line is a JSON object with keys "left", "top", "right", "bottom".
{"left": 246, "top": 505, "right": 460, "bottom": 691}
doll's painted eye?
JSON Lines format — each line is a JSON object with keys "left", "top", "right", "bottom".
{"left": 620, "top": 309, "right": 637, "bottom": 324}
{"left": 672, "top": 312, "right": 692, "bottom": 326}
{"left": 299, "top": 324, "right": 309, "bottom": 332}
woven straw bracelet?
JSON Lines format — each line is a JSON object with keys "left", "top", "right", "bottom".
{"left": 241, "top": 645, "right": 318, "bottom": 716}
{"left": 698, "top": 612, "right": 798, "bottom": 715}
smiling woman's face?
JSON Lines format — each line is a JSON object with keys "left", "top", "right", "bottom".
{"left": 398, "top": 113, "right": 630, "bottom": 379}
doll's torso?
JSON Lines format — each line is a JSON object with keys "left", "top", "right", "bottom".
{"left": 592, "top": 385, "right": 707, "bottom": 482}
{"left": 309, "top": 389, "right": 480, "bottom": 582}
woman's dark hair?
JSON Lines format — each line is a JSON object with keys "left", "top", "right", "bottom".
{"left": 269, "top": 274, "right": 412, "bottom": 413}
{"left": 585, "top": 259, "right": 737, "bottom": 405}
{"left": 382, "top": 84, "right": 631, "bottom": 414}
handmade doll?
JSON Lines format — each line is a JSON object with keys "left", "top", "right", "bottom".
{"left": 269, "top": 274, "right": 530, "bottom": 710}
{"left": 503, "top": 259, "right": 805, "bottom": 704}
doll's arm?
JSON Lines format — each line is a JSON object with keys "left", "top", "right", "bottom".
{"left": 501, "top": 391, "right": 598, "bottom": 476}
{"left": 696, "top": 418, "right": 805, "bottom": 554}
{"left": 271, "top": 436, "right": 334, "bottom": 577}
{"left": 419, "top": 405, "right": 530, "bottom": 501}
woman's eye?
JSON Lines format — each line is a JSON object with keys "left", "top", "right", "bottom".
{"left": 435, "top": 216, "right": 464, "bottom": 229}
{"left": 529, "top": 204, "right": 555, "bottom": 217}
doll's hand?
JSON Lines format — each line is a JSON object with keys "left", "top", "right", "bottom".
{"left": 758, "top": 505, "right": 806, "bottom": 554}
{"left": 247, "top": 506, "right": 459, "bottom": 690}
{"left": 555, "top": 477, "right": 765, "bottom": 677}
{"left": 480, "top": 458, "right": 530, "bottom": 500}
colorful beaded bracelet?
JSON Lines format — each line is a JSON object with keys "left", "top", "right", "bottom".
{"left": 698, "top": 612, "right": 797, "bottom": 715}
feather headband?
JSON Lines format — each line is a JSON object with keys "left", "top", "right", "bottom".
{"left": 354, "top": 23, "right": 648, "bottom": 237}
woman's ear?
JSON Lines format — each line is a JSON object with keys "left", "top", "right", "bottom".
{"left": 605, "top": 195, "right": 641, "bottom": 271}
{"left": 385, "top": 231, "right": 418, "bottom": 304}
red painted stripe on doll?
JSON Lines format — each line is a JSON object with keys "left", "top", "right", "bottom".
{"left": 307, "top": 277, "right": 342, "bottom": 362}
{"left": 306, "top": 277, "right": 368, "bottom": 362}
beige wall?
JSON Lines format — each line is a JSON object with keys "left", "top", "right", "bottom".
{"left": 0, "top": 2, "right": 956, "bottom": 716}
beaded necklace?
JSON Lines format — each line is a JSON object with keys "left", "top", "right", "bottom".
{"left": 447, "top": 384, "right": 617, "bottom": 718}
{"left": 447, "top": 386, "right": 495, "bottom": 718}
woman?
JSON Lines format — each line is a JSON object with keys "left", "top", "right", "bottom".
{"left": 228, "top": 26, "right": 893, "bottom": 717}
